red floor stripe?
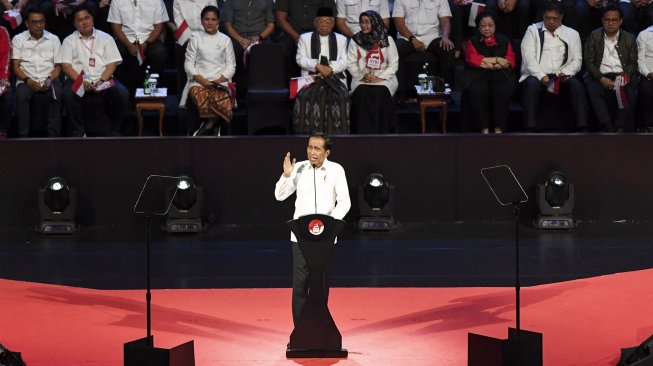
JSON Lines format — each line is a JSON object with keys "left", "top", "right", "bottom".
{"left": 2, "top": 270, "right": 653, "bottom": 365}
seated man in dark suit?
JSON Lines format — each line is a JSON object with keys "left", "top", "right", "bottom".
{"left": 584, "top": 4, "right": 638, "bottom": 132}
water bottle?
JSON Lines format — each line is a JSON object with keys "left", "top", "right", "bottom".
{"left": 418, "top": 62, "right": 429, "bottom": 91}
{"left": 143, "top": 65, "right": 151, "bottom": 95}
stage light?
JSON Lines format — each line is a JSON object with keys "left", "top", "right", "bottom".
{"left": 165, "top": 175, "right": 203, "bottom": 233}
{"left": 536, "top": 171, "right": 575, "bottom": 230}
{"left": 358, "top": 173, "right": 396, "bottom": 231}
{"left": 38, "top": 176, "right": 77, "bottom": 234}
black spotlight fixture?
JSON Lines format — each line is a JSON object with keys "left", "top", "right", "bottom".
{"left": 358, "top": 173, "right": 396, "bottom": 231}
{"left": 165, "top": 175, "right": 203, "bottom": 233}
{"left": 536, "top": 171, "right": 575, "bottom": 229}
{"left": 38, "top": 176, "right": 77, "bottom": 234}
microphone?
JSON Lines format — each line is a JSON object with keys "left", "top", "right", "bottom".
{"left": 312, "top": 163, "right": 317, "bottom": 214}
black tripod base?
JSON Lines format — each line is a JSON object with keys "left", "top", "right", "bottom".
{"left": 286, "top": 347, "right": 348, "bottom": 358}
{"left": 618, "top": 346, "right": 653, "bottom": 366}
{"left": 124, "top": 336, "right": 195, "bottom": 366}
{"left": 468, "top": 328, "right": 542, "bottom": 366}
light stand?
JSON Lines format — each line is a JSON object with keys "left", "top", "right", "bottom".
{"left": 468, "top": 165, "right": 543, "bottom": 366}
{"left": 535, "top": 172, "right": 575, "bottom": 230}
{"left": 125, "top": 175, "right": 195, "bottom": 366}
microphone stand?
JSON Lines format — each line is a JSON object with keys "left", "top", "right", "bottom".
{"left": 145, "top": 214, "right": 152, "bottom": 346}
{"left": 312, "top": 164, "right": 317, "bottom": 214}
{"left": 513, "top": 203, "right": 521, "bottom": 334}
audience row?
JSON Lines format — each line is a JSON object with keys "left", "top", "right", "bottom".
{"left": 0, "top": 0, "right": 652, "bottom": 137}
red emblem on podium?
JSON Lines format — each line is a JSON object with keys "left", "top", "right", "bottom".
{"left": 308, "top": 219, "right": 324, "bottom": 235}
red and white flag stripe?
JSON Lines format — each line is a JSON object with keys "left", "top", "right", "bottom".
{"left": 546, "top": 76, "right": 560, "bottom": 95}
{"left": 615, "top": 73, "right": 630, "bottom": 110}
{"left": 175, "top": 20, "right": 191, "bottom": 46}
{"left": 289, "top": 76, "right": 314, "bottom": 99}
{"left": 468, "top": 3, "right": 486, "bottom": 27}
{"left": 3, "top": 10, "right": 21, "bottom": 30}
{"left": 136, "top": 43, "right": 146, "bottom": 66}
{"left": 72, "top": 71, "right": 85, "bottom": 98}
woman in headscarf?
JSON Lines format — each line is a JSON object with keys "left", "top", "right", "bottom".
{"left": 347, "top": 10, "right": 399, "bottom": 134}
{"left": 462, "top": 10, "right": 515, "bottom": 134}
{"left": 181, "top": 5, "right": 236, "bottom": 136}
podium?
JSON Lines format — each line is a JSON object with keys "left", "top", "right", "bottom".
{"left": 125, "top": 175, "right": 195, "bottom": 366}
{"left": 286, "top": 214, "right": 348, "bottom": 358}
{"left": 468, "top": 166, "right": 542, "bottom": 366}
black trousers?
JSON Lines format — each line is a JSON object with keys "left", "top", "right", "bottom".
{"left": 15, "top": 82, "right": 62, "bottom": 137}
{"left": 521, "top": 75, "right": 588, "bottom": 130}
{"left": 115, "top": 40, "right": 167, "bottom": 96}
{"left": 639, "top": 78, "right": 653, "bottom": 129}
{"left": 0, "top": 87, "right": 12, "bottom": 134}
{"left": 485, "top": 0, "right": 533, "bottom": 39}
{"left": 62, "top": 78, "right": 129, "bottom": 137}
{"left": 351, "top": 85, "right": 396, "bottom": 134}
{"left": 396, "top": 38, "right": 455, "bottom": 94}
{"left": 585, "top": 76, "right": 638, "bottom": 132}
{"left": 466, "top": 72, "right": 515, "bottom": 131}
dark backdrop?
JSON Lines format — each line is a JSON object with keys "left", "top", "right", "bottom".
{"left": 1, "top": 134, "right": 651, "bottom": 227}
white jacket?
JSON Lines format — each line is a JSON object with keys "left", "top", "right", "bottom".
{"left": 519, "top": 22, "right": 583, "bottom": 82}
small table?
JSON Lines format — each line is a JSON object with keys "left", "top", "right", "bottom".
{"left": 415, "top": 86, "right": 451, "bottom": 134}
{"left": 135, "top": 88, "right": 167, "bottom": 136}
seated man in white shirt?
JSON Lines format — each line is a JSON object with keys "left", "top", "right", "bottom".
{"left": 335, "top": 0, "right": 390, "bottom": 37}
{"left": 393, "top": 0, "right": 456, "bottom": 100}
{"left": 57, "top": 6, "right": 129, "bottom": 137}
{"left": 637, "top": 23, "right": 653, "bottom": 130}
{"left": 520, "top": 0, "right": 587, "bottom": 131}
{"left": 293, "top": 7, "right": 350, "bottom": 133}
{"left": 12, "top": 8, "right": 62, "bottom": 137}
{"left": 108, "top": 0, "right": 169, "bottom": 95}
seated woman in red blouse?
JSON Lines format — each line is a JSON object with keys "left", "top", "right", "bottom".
{"left": 463, "top": 10, "right": 516, "bottom": 134}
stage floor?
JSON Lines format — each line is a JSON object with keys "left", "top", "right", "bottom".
{"left": 1, "top": 221, "right": 652, "bottom": 290}
{"left": 2, "top": 269, "right": 653, "bottom": 366}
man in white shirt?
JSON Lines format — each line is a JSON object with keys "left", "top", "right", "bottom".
{"left": 393, "top": 0, "right": 456, "bottom": 99}
{"left": 12, "top": 8, "right": 62, "bottom": 137}
{"left": 274, "top": 133, "right": 351, "bottom": 327}
{"left": 637, "top": 24, "right": 653, "bottom": 130}
{"left": 520, "top": 1, "right": 587, "bottom": 131}
{"left": 294, "top": 8, "right": 349, "bottom": 133}
{"left": 335, "top": 0, "right": 390, "bottom": 37}
{"left": 108, "top": 0, "right": 169, "bottom": 94}
{"left": 58, "top": 6, "right": 129, "bottom": 137}
{"left": 584, "top": 4, "right": 638, "bottom": 132}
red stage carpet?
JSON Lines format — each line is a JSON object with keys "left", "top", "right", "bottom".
{"left": 2, "top": 269, "right": 653, "bottom": 365}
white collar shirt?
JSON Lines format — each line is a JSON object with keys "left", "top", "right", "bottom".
{"left": 296, "top": 31, "right": 349, "bottom": 85}
{"left": 637, "top": 25, "right": 653, "bottom": 77}
{"left": 337, "top": 0, "right": 390, "bottom": 34}
{"left": 600, "top": 31, "right": 624, "bottom": 74}
{"left": 540, "top": 29, "right": 566, "bottom": 75}
{"left": 274, "top": 159, "right": 351, "bottom": 242}
{"left": 11, "top": 30, "right": 61, "bottom": 84}
{"left": 107, "top": 0, "right": 170, "bottom": 43}
{"left": 392, "top": 0, "right": 451, "bottom": 46}
{"left": 56, "top": 29, "right": 123, "bottom": 81}
{"left": 173, "top": 0, "right": 217, "bottom": 33}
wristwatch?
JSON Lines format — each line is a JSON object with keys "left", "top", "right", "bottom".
{"left": 408, "top": 35, "right": 416, "bottom": 42}
{"left": 23, "top": 76, "right": 30, "bottom": 83}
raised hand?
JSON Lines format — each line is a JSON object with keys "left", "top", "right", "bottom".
{"left": 283, "top": 152, "right": 296, "bottom": 177}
